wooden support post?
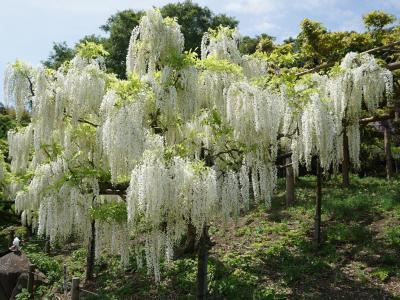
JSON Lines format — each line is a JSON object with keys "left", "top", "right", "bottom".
{"left": 314, "top": 158, "right": 322, "bottom": 247}
{"left": 44, "top": 237, "right": 50, "bottom": 254}
{"left": 8, "top": 229, "right": 15, "bottom": 248}
{"left": 63, "top": 264, "right": 68, "bottom": 298}
{"left": 342, "top": 130, "right": 350, "bottom": 187}
{"left": 197, "top": 226, "right": 209, "bottom": 300}
{"left": 27, "top": 264, "right": 35, "bottom": 298}
{"left": 382, "top": 120, "right": 394, "bottom": 180}
{"left": 71, "top": 277, "right": 80, "bottom": 300}
{"left": 86, "top": 220, "right": 96, "bottom": 281}
{"left": 285, "top": 157, "right": 295, "bottom": 206}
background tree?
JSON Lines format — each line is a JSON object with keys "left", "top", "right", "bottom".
{"left": 239, "top": 34, "right": 275, "bottom": 54}
{"left": 100, "top": 10, "right": 144, "bottom": 77}
{"left": 161, "top": 0, "right": 238, "bottom": 53}
{"left": 43, "top": 1, "right": 239, "bottom": 79}
{"left": 42, "top": 42, "right": 75, "bottom": 70}
{"left": 363, "top": 10, "right": 396, "bottom": 32}
{"left": 43, "top": 35, "right": 106, "bottom": 70}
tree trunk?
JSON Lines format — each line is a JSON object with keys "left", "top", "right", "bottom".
{"left": 314, "top": 158, "right": 322, "bottom": 246}
{"left": 285, "top": 157, "right": 295, "bottom": 206}
{"left": 383, "top": 120, "right": 394, "bottom": 180}
{"left": 174, "top": 222, "right": 197, "bottom": 258}
{"left": 197, "top": 226, "right": 209, "bottom": 300}
{"left": 44, "top": 237, "right": 50, "bottom": 255}
{"left": 86, "top": 220, "right": 96, "bottom": 281}
{"left": 8, "top": 229, "right": 15, "bottom": 248}
{"left": 342, "top": 130, "right": 350, "bottom": 187}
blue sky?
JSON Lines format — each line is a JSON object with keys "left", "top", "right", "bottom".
{"left": 1, "top": 0, "right": 399, "bottom": 101}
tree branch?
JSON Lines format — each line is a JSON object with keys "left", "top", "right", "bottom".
{"left": 78, "top": 118, "right": 99, "bottom": 127}
{"left": 276, "top": 152, "right": 293, "bottom": 160}
{"left": 98, "top": 181, "right": 129, "bottom": 197}
{"left": 65, "top": 114, "right": 99, "bottom": 127}
{"left": 26, "top": 76, "right": 35, "bottom": 97}
{"left": 212, "top": 148, "right": 242, "bottom": 159}
{"left": 359, "top": 111, "right": 395, "bottom": 125}
{"left": 387, "top": 61, "right": 400, "bottom": 71}
{"left": 278, "top": 162, "right": 293, "bottom": 169}
{"left": 296, "top": 40, "right": 400, "bottom": 76}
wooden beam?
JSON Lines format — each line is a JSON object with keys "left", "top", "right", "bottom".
{"left": 387, "top": 61, "right": 400, "bottom": 71}
{"left": 98, "top": 181, "right": 129, "bottom": 196}
{"left": 364, "top": 41, "right": 400, "bottom": 55}
{"left": 359, "top": 112, "right": 394, "bottom": 125}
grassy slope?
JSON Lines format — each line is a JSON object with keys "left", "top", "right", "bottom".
{"left": 17, "top": 175, "right": 400, "bottom": 299}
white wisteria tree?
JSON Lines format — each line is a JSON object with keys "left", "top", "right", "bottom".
{"left": 3, "top": 8, "right": 393, "bottom": 299}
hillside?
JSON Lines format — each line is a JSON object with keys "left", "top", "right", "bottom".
{"left": 4, "top": 175, "right": 399, "bottom": 299}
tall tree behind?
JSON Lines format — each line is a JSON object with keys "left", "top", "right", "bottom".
{"left": 100, "top": 1, "right": 238, "bottom": 78}
{"left": 161, "top": 1, "right": 238, "bottom": 54}
{"left": 99, "top": 3, "right": 238, "bottom": 78}
{"left": 239, "top": 34, "right": 275, "bottom": 54}
{"left": 100, "top": 10, "right": 144, "bottom": 78}
{"left": 42, "top": 42, "right": 75, "bottom": 70}
{"left": 42, "top": 35, "right": 106, "bottom": 70}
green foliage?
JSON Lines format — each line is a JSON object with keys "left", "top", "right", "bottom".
{"left": 260, "top": 71, "right": 321, "bottom": 114}
{"left": 12, "top": 176, "right": 400, "bottom": 299}
{"left": 24, "top": 243, "right": 62, "bottom": 282}
{"left": 363, "top": 10, "right": 397, "bottom": 31}
{"left": 372, "top": 267, "right": 391, "bottom": 282}
{"left": 326, "top": 223, "right": 372, "bottom": 244}
{"left": 165, "top": 50, "right": 197, "bottom": 70}
{"left": 68, "top": 166, "right": 110, "bottom": 188}
{"left": 66, "top": 248, "right": 88, "bottom": 278}
{"left": 161, "top": 0, "right": 238, "bottom": 53}
{"left": 90, "top": 202, "right": 127, "bottom": 224}
{"left": 15, "top": 288, "right": 30, "bottom": 300}
{"left": 256, "top": 35, "right": 275, "bottom": 53}
{"left": 11, "top": 60, "right": 31, "bottom": 77}
{"left": 101, "top": 9, "right": 144, "bottom": 78}
{"left": 196, "top": 55, "right": 242, "bottom": 74}
{"left": 207, "top": 25, "right": 237, "bottom": 40}
{"left": 110, "top": 74, "right": 147, "bottom": 106}
{"left": 109, "top": 75, "right": 155, "bottom": 120}
{"left": 384, "top": 225, "right": 400, "bottom": 248}
{"left": 239, "top": 35, "right": 260, "bottom": 54}
{"left": 42, "top": 42, "right": 75, "bottom": 70}
{"left": 70, "top": 122, "right": 97, "bottom": 140}
{"left": 91, "top": 1, "right": 238, "bottom": 78}
{"left": 76, "top": 41, "right": 109, "bottom": 59}
{"left": 0, "top": 107, "right": 17, "bottom": 154}
{"left": 258, "top": 43, "right": 300, "bottom": 68}
{"left": 296, "top": 18, "right": 374, "bottom": 68}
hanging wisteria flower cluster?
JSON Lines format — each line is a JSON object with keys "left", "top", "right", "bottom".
{"left": 8, "top": 125, "right": 32, "bottom": 174}
{"left": 284, "top": 53, "right": 393, "bottom": 174}
{"left": 201, "top": 26, "right": 241, "bottom": 63}
{"left": 3, "top": 60, "right": 33, "bottom": 120}
{"left": 127, "top": 153, "right": 218, "bottom": 281}
{"left": 126, "top": 9, "right": 184, "bottom": 77}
